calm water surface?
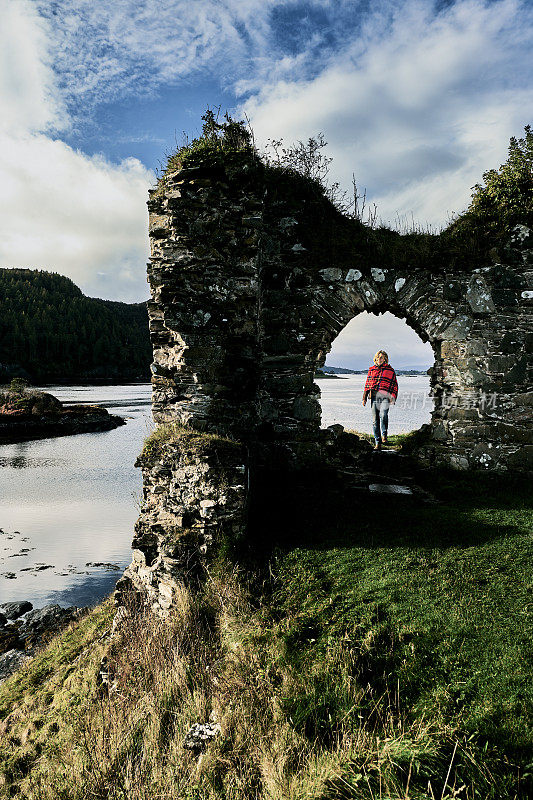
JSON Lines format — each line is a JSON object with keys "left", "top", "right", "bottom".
{"left": 0, "top": 385, "right": 152, "bottom": 609}
{"left": 318, "top": 374, "right": 432, "bottom": 434}
{"left": 0, "top": 376, "right": 431, "bottom": 609}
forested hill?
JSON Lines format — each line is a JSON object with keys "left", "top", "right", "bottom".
{"left": 0, "top": 269, "right": 152, "bottom": 383}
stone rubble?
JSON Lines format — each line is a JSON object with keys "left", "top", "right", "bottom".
{"left": 0, "top": 603, "right": 86, "bottom": 682}
{"left": 183, "top": 721, "right": 221, "bottom": 752}
{"left": 0, "top": 600, "right": 33, "bottom": 619}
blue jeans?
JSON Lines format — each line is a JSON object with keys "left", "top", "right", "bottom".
{"left": 371, "top": 395, "right": 390, "bottom": 444}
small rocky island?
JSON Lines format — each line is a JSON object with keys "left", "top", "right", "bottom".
{"left": 0, "top": 381, "right": 125, "bottom": 443}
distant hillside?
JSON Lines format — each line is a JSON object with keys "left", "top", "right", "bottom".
{"left": 0, "top": 269, "right": 152, "bottom": 383}
{"left": 322, "top": 366, "right": 359, "bottom": 374}
{"left": 322, "top": 365, "right": 429, "bottom": 375}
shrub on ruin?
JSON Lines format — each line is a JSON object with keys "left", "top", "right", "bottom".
{"left": 444, "top": 125, "right": 533, "bottom": 249}
{"left": 163, "top": 109, "right": 255, "bottom": 176}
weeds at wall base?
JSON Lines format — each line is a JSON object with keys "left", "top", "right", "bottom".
{"left": 1, "top": 547, "right": 530, "bottom": 798}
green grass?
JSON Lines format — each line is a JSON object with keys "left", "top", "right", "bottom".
{"left": 253, "top": 468, "right": 533, "bottom": 794}
{"left": 1, "top": 470, "right": 531, "bottom": 798}
{"left": 0, "top": 602, "right": 113, "bottom": 792}
{"left": 346, "top": 428, "right": 419, "bottom": 450}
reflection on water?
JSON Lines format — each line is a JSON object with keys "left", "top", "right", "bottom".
{"left": 0, "top": 453, "right": 67, "bottom": 469}
{"left": 0, "top": 384, "right": 152, "bottom": 609}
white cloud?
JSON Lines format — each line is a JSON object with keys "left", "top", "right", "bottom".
{"left": 36, "top": 0, "right": 280, "bottom": 115}
{"left": 0, "top": 132, "right": 153, "bottom": 300}
{"left": 327, "top": 312, "right": 434, "bottom": 370}
{"left": 2, "top": 0, "right": 533, "bottom": 305}
{"left": 0, "top": 0, "right": 153, "bottom": 301}
{"left": 0, "top": 0, "right": 67, "bottom": 133}
{"left": 243, "top": 0, "right": 533, "bottom": 227}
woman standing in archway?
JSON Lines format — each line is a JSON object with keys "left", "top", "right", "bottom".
{"left": 362, "top": 350, "right": 398, "bottom": 451}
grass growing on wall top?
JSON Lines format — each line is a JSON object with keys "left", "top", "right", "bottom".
{"left": 159, "top": 112, "right": 532, "bottom": 275}
{"left": 161, "top": 109, "right": 256, "bottom": 178}
{"left": 139, "top": 421, "right": 238, "bottom": 464}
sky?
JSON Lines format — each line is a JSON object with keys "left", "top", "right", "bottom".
{"left": 327, "top": 312, "right": 434, "bottom": 370}
{"left": 2, "top": 0, "right": 532, "bottom": 368}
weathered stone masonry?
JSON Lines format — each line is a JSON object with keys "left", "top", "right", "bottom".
{"left": 120, "top": 157, "right": 532, "bottom": 612}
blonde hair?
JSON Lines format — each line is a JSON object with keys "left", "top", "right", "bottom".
{"left": 373, "top": 350, "right": 389, "bottom": 364}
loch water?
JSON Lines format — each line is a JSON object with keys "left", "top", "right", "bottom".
{"left": 0, "top": 385, "right": 151, "bottom": 610}
{"left": 318, "top": 374, "right": 433, "bottom": 433}
{"left": 0, "top": 376, "right": 431, "bottom": 609}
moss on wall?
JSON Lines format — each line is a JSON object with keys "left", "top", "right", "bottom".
{"left": 138, "top": 423, "right": 239, "bottom": 466}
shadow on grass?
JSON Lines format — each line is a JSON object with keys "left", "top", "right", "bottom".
{"left": 244, "top": 465, "right": 533, "bottom": 777}
{"left": 248, "top": 467, "right": 532, "bottom": 555}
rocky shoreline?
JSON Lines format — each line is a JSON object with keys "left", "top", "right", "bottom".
{"left": 0, "top": 601, "right": 87, "bottom": 682}
{"left": 0, "top": 386, "right": 125, "bottom": 444}
{"left": 0, "top": 405, "right": 125, "bottom": 444}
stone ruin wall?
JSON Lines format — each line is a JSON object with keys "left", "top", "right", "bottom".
{"left": 118, "top": 160, "right": 533, "bottom": 613}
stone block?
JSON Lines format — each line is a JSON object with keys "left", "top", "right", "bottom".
{"left": 466, "top": 275, "right": 495, "bottom": 313}
{"left": 394, "top": 277, "right": 406, "bottom": 292}
{"left": 440, "top": 341, "right": 466, "bottom": 359}
{"left": 242, "top": 215, "right": 262, "bottom": 228}
{"left": 370, "top": 268, "right": 386, "bottom": 282}
{"left": 506, "top": 445, "right": 533, "bottom": 470}
{"left": 358, "top": 281, "right": 381, "bottom": 307}
{"left": 445, "top": 408, "right": 480, "bottom": 421}
{"left": 319, "top": 268, "right": 342, "bottom": 282}
{"left": 440, "top": 315, "right": 474, "bottom": 341}
{"left": 149, "top": 215, "right": 170, "bottom": 238}
{"left": 443, "top": 279, "right": 463, "bottom": 301}
{"left": 292, "top": 396, "right": 321, "bottom": 420}
{"left": 492, "top": 289, "right": 517, "bottom": 306}
{"left": 514, "top": 391, "right": 533, "bottom": 407}
{"left": 493, "top": 423, "right": 533, "bottom": 444}
{"left": 464, "top": 339, "right": 488, "bottom": 357}
{"left": 428, "top": 421, "right": 447, "bottom": 440}
{"left": 481, "top": 355, "right": 516, "bottom": 373}
{"left": 345, "top": 269, "right": 362, "bottom": 282}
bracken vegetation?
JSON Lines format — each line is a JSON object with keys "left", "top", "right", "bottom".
{"left": 444, "top": 125, "right": 533, "bottom": 249}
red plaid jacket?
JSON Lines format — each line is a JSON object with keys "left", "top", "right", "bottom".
{"left": 363, "top": 364, "right": 398, "bottom": 402}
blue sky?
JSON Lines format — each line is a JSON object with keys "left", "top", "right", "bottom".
{"left": 1, "top": 0, "right": 532, "bottom": 367}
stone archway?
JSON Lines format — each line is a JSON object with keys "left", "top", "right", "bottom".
{"left": 315, "top": 308, "right": 437, "bottom": 436}
{"left": 316, "top": 310, "right": 436, "bottom": 434}
{"left": 252, "top": 199, "right": 530, "bottom": 475}
{"left": 118, "top": 154, "right": 532, "bottom": 612}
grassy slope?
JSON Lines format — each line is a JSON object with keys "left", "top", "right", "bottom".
{"left": 269, "top": 469, "right": 533, "bottom": 766}
{"left": 0, "top": 601, "right": 113, "bottom": 794}
{"left": 0, "top": 470, "right": 531, "bottom": 799}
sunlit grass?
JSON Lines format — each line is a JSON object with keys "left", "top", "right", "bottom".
{"left": 1, "top": 468, "right": 531, "bottom": 798}
{"left": 346, "top": 427, "right": 420, "bottom": 451}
